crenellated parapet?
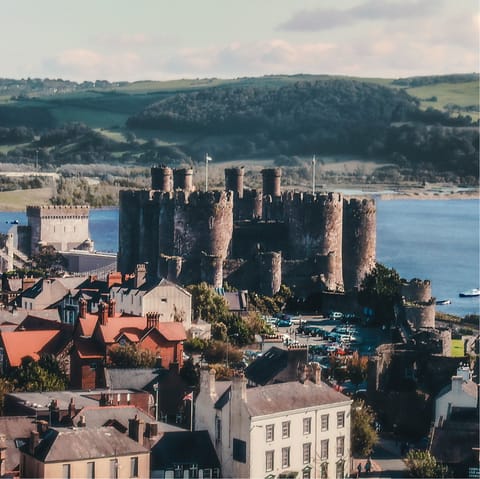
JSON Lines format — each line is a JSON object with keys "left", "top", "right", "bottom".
{"left": 401, "top": 278, "right": 432, "bottom": 303}
{"left": 151, "top": 165, "right": 173, "bottom": 192}
{"left": 342, "top": 197, "right": 376, "bottom": 291}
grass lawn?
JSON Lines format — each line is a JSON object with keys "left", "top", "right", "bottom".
{"left": 451, "top": 339, "right": 465, "bottom": 357}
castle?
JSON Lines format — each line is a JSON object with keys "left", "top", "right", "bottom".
{"left": 117, "top": 166, "right": 376, "bottom": 296}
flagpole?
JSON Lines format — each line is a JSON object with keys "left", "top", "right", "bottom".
{"left": 312, "top": 154, "right": 316, "bottom": 194}
{"left": 205, "top": 153, "right": 209, "bottom": 192}
{"left": 190, "top": 396, "right": 193, "bottom": 431}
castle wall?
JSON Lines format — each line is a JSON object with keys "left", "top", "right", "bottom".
{"left": 404, "top": 303, "right": 436, "bottom": 329}
{"left": 256, "top": 251, "right": 282, "bottom": 296}
{"left": 27, "top": 205, "right": 90, "bottom": 254}
{"left": 342, "top": 198, "right": 376, "bottom": 291}
{"left": 200, "top": 253, "right": 224, "bottom": 288}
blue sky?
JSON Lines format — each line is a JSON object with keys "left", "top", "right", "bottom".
{"left": 1, "top": 0, "right": 478, "bottom": 81}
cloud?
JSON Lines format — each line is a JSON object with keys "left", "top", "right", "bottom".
{"left": 279, "top": 0, "right": 443, "bottom": 31}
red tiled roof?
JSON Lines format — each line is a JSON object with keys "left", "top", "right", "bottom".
{"left": 156, "top": 322, "right": 187, "bottom": 341}
{"left": 77, "top": 314, "right": 99, "bottom": 338}
{"left": 0, "top": 330, "right": 61, "bottom": 367}
{"left": 98, "top": 316, "right": 147, "bottom": 344}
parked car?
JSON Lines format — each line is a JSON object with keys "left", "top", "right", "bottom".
{"left": 329, "top": 311, "right": 344, "bottom": 320}
{"left": 276, "top": 318, "right": 292, "bottom": 327}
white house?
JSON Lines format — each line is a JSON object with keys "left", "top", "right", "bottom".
{"left": 435, "top": 365, "right": 478, "bottom": 426}
{"left": 110, "top": 278, "right": 192, "bottom": 331}
{"left": 195, "top": 364, "right": 352, "bottom": 479}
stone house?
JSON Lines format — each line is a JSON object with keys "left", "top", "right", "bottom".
{"left": 195, "top": 366, "right": 352, "bottom": 479}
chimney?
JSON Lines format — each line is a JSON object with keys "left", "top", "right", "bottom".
{"left": 108, "top": 298, "right": 116, "bottom": 318}
{"left": 146, "top": 312, "right": 159, "bottom": 330}
{"left": 36, "top": 420, "right": 48, "bottom": 435}
{"left": 200, "top": 368, "right": 216, "bottom": 398}
{"left": 297, "top": 362, "right": 308, "bottom": 384}
{"left": 451, "top": 376, "right": 463, "bottom": 394}
{"left": 0, "top": 434, "right": 6, "bottom": 476}
{"left": 79, "top": 298, "right": 87, "bottom": 319}
{"left": 29, "top": 430, "right": 39, "bottom": 455}
{"left": 98, "top": 301, "right": 108, "bottom": 326}
{"left": 134, "top": 264, "right": 147, "bottom": 289}
{"left": 309, "top": 362, "right": 322, "bottom": 384}
{"left": 128, "top": 415, "right": 145, "bottom": 443}
{"left": 68, "top": 398, "right": 76, "bottom": 419}
{"left": 78, "top": 415, "right": 86, "bottom": 427}
{"left": 49, "top": 399, "right": 60, "bottom": 425}
{"left": 232, "top": 373, "right": 247, "bottom": 402}
{"left": 107, "top": 272, "right": 123, "bottom": 288}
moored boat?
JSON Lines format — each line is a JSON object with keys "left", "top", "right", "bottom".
{"left": 459, "top": 288, "right": 480, "bottom": 298}
{"left": 436, "top": 299, "right": 451, "bottom": 305}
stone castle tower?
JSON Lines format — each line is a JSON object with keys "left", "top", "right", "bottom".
{"left": 117, "top": 166, "right": 376, "bottom": 295}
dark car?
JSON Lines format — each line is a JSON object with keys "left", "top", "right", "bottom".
{"left": 276, "top": 318, "right": 292, "bottom": 327}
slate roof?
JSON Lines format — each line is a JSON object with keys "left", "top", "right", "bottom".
{"left": 6, "top": 391, "right": 98, "bottom": 413}
{"left": 72, "top": 406, "right": 152, "bottom": 430}
{"left": 245, "top": 380, "right": 351, "bottom": 417}
{"left": 0, "top": 416, "right": 37, "bottom": 473}
{"left": 0, "top": 330, "right": 62, "bottom": 366}
{"left": 437, "top": 378, "right": 479, "bottom": 400}
{"left": 28, "top": 426, "right": 149, "bottom": 462}
{"left": 105, "top": 368, "right": 167, "bottom": 391}
{"left": 151, "top": 430, "right": 219, "bottom": 470}
{"left": 223, "top": 291, "right": 248, "bottom": 312}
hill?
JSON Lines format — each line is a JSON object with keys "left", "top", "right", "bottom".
{"left": 0, "top": 74, "right": 477, "bottom": 183}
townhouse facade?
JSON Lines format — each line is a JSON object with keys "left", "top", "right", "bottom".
{"left": 195, "top": 365, "right": 352, "bottom": 479}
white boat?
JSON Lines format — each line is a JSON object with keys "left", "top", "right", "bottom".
{"left": 459, "top": 288, "right": 480, "bottom": 298}
{"left": 436, "top": 299, "right": 451, "bottom": 305}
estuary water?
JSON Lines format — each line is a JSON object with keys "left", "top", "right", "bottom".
{"left": 0, "top": 199, "right": 478, "bottom": 316}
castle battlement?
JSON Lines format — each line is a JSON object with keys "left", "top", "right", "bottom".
{"left": 26, "top": 205, "right": 90, "bottom": 218}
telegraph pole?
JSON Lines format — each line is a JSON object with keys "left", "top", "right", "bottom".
{"left": 312, "top": 154, "right": 316, "bottom": 194}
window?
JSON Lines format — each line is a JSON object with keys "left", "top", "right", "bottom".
{"left": 130, "top": 457, "right": 139, "bottom": 478}
{"left": 337, "top": 411, "right": 345, "bottom": 428}
{"left": 336, "top": 436, "right": 345, "bottom": 457}
{"left": 233, "top": 439, "right": 246, "bottom": 463}
{"left": 266, "top": 424, "right": 274, "bottom": 442}
{"left": 321, "top": 414, "right": 329, "bottom": 431}
{"left": 302, "top": 468, "right": 311, "bottom": 479}
{"left": 110, "top": 459, "right": 119, "bottom": 479}
{"left": 281, "top": 447, "right": 290, "bottom": 468}
{"left": 336, "top": 460, "right": 345, "bottom": 479}
{"left": 320, "top": 462, "right": 329, "bottom": 479}
{"left": 215, "top": 417, "right": 221, "bottom": 444}
{"left": 320, "top": 439, "right": 329, "bottom": 460}
{"left": 303, "top": 417, "right": 311, "bottom": 435}
{"left": 265, "top": 450, "right": 274, "bottom": 472}
{"left": 282, "top": 421, "right": 290, "bottom": 438}
{"left": 303, "top": 443, "right": 311, "bottom": 464}
{"left": 62, "top": 464, "right": 71, "bottom": 479}
{"left": 87, "top": 462, "right": 95, "bottom": 479}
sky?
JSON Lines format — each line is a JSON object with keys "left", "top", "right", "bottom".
{"left": 1, "top": 0, "right": 478, "bottom": 82}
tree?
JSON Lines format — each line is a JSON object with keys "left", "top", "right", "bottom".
{"left": 10, "top": 355, "right": 67, "bottom": 392}
{"left": 405, "top": 450, "right": 450, "bottom": 478}
{"left": 108, "top": 343, "right": 157, "bottom": 368}
{"left": 358, "top": 263, "right": 402, "bottom": 324}
{"left": 31, "top": 245, "right": 67, "bottom": 274}
{"left": 186, "top": 283, "right": 230, "bottom": 322}
{"left": 347, "top": 352, "right": 368, "bottom": 386}
{"left": 351, "top": 400, "right": 378, "bottom": 456}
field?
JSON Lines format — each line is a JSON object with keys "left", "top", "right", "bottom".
{"left": 0, "top": 187, "right": 54, "bottom": 211}
{"left": 451, "top": 339, "right": 465, "bottom": 357}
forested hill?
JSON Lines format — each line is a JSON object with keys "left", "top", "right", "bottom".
{"left": 127, "top": 79, "right": 478, "bottom": 177}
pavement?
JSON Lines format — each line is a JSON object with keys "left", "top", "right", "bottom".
{"left": 351, "top": 437, "right": 408, "bottom": 479}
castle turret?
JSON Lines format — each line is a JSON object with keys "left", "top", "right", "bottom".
{"left": 151, "top": 165, "right": 173, "bottom": 192}
{"left": 257, "top": 251, "right": 282, "bottom": 296}
{"left": 173, "top": 168, "right": 194, "bottom": 193}
{"left": 201, "top": 253, "right": 223, "bottom": 289}
{"left": 225, "top": 167, "right": 244, "bottom": 198}
{"left": 342, "top": 198, "right": 376, "bottom": 291}
{"left": 402, "top": 278, "right": 436, "bottom": 329}
{"left": 261, "top": 168, "right": 282, "bottom": 197}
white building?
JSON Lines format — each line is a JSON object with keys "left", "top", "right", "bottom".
{"left": 435, "top": 365, "right": 478, "bottom": 426}
{"left": 110, "top": 278, "right": 192, "bottom": 331}
{"left": 195, "top": 364, "right": 352, "bottom": 479}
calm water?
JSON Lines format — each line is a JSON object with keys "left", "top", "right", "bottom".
{"left": 0, "top": 199, "right": 478, "bottom": 316}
